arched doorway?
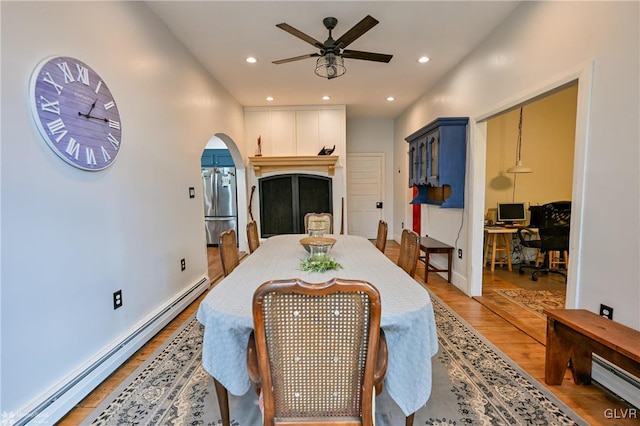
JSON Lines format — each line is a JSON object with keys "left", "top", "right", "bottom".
{"left": 201, "top": 133, "right": 248, "bottom": 253}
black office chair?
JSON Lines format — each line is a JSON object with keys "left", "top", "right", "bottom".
{"left": 517, "top": 201, "right": 571, "bottom": 281}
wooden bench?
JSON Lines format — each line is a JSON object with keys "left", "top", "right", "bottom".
{"left": 419, "top": 236, "right": 454, "bottom": 283}
{"left": 543, "top": 309, "right": 640, "bottom": 385}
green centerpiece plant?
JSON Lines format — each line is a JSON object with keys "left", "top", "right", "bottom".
{"left": 300, "top": 256, "right": 342, "bottom": 273}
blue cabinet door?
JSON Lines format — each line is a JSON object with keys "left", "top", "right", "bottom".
{"left": 201, "top": 149, "right": 234, "bottom": 167}
{"left": 201, "top": 149, "right": 215, "bottom": 167}
{"left": 214, "top": 150, "right": 234, "bottom": 167}
{"left": 405, "top": 117, "right": 468, "bottom": 208}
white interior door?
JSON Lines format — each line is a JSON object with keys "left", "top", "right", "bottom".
{"left": 347, "top": 154, "right": 384, "bottom": 239}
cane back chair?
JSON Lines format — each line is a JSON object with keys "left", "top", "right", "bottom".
{"left": 219, "top": 228, "right": 239, "bottom": 277}
{"left": 304, "top": 212, "right": 333, "bottom": 235}
{"left": 247, "top": 220, "right": 260, "bottom": 254}
{"left": 397, "top": 229, "right": 420, "bottom": 278}
{"left": 247, "top": 277, "right": 387, "bottom": 426}
{"left": 375, "top": 220, "right": 388, "bottom": 253}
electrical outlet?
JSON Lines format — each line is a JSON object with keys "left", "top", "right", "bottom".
{"left": 180, "top": 258, "right": 186, "bottom": 271}
{"left": 401, "top": 222, "right": 404, "bottom": 228}
{"left": 458, "top": 249, "right": 463, "bottom": 259}
{"left": 599, "top": 304, "right": 613, "bottom": 319}
{"left": 113, "top": 290, "right": 123, "bottom": 310}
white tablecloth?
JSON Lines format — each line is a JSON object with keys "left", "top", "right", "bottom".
{"left": 197, "top": 234, "right": 438, "bottom": 416}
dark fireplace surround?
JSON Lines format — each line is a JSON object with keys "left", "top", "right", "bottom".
{"left": 259, "top": 174, "right": 332, "bottom": 237}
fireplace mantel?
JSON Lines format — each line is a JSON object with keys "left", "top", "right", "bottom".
{"left": 249, "top": 156, "right": 338, "bottom": 177}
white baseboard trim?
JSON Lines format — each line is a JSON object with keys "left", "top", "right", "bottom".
{"left": 592, "top": 355, "right": 640, "bottom": 409}
{"left": 12, "top": 276, "right": 210, "bottom": 426}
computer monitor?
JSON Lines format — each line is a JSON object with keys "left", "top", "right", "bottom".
{"left": 497, "top": 202, "right": 527, "bottom": 223}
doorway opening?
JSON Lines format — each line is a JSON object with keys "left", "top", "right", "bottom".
{"left": 202, "top": 136, "right": 238, "bottom": 247}
{"left": 476, "top": 82, "right": 578, "bottom": 343}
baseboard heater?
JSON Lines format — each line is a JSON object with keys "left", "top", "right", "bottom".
{"left": 592, "top": 354, "right": 640, "bottom": 408}
{"left": 14, "top": 277, "right": 210, "bottom": 426}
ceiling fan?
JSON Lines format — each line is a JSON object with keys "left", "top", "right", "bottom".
{"left": 273, "top": 15, "right": 393, "bottom": 79}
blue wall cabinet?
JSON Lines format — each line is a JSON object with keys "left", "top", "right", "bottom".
{"left": 406, "top": 117, "right": 468, "bottom": 208}
{"left": 201, "top": 149, "right": 235, "bottom": 167}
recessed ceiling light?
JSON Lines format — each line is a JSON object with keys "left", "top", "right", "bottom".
{"left": 386, "top": 96, "right": 395, "bottom": 102}
{"left": 418, "top": 56, "right": 430, "bottom": 63}
{"left": 266, "top": 96, "right": 274, "bottom": 102}
{"left": 322, "top": 95, "right": 330, "bottom": 101}
{"left": 246, "top": 57, "right": 257, "bottom": 63}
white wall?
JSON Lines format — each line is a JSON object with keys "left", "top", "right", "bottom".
{"left": 0, "top": 1, "right": 244, "bottom": 419}
{"left": 346, "top": 118, "right": 395, "bottom": 236}
{"left": 205, "top": 135, "right": 229, "bottom": 149}
{"left": 394, "top": 1, "right": 639, "bottom": 330}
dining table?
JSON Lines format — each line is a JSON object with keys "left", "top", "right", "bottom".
{"left": 196, "top": 233, "right": 439, "bottom": 422}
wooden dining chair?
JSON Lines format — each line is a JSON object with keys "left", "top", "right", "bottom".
{"left": 304, "top": 212, "right": 333, "bottom": 234}
{"left": 375, "top": 220, "right": 388, "bottom": 253}
{"left": 246, "top": 220, "right": 260, "bottom": 254}
{"left": 219, "top": 228, "right": 239, "bottom": 276}
{"left": 247, "top": 277, "right": 388, "bottom": 426}
{"left": 397, "top": 229, "right": 420, "bottom": 278}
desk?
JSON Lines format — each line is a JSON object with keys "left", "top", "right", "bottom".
{"left": 419, "top": 236, "right": 453, "bottom": 283}
{"left": 197, "top": 234, "right": 438, "bottom": 420}
{"left": 483, "top": 226, "right": 538, "bottom": 271}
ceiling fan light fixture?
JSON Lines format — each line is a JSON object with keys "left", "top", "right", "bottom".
{"left": 315, "top": 54, "right": 346, "bottom": 79}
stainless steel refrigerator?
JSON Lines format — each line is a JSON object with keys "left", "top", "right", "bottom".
{"left": 203, "top": 167, "right": 237, "bottom": 246}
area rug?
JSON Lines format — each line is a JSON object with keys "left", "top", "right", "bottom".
{"left": 86, "top": 291, "right": 586, "bottom": 425}
{"left": 494, "top": 288, "right": 566, "bottom": 319}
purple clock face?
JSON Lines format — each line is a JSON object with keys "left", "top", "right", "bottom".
{"left": 30, "top": 56, "right": 122, "bottom": 171}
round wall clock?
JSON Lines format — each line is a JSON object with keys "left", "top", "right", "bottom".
{"left": 29, "top": 56, "right": 122, "bottom": 171}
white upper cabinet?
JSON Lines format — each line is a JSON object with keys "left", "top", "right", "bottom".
{"left": 270, "top": 110, "right": 296, "bottom": 156}
{"left": 244, "top": 106, "right": 346, "bottom": 159}
{"left": 295, "top": 110, "right": 320, "bottom": 155}
{"left": 319, "top": 108, "right": 346, "bottom": 162}
{"left": 245, "top": 110, "right": 271, "bottom": 157}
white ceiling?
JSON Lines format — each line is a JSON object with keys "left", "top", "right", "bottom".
{"left": 146, "top": 1, "right": 521, "bottom": 119}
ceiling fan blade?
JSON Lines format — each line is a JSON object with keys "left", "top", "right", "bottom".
{"left": 342, "top": 49, "right": 393, "bottom": 63}
{"left": 335, "top": 15, "right": 379, "bottom": 49}
{"left": 272, "top": 53, "right": 320, "bottom": 65}
{"left": 276, "top": 23, "right": 324, "bottom": 48}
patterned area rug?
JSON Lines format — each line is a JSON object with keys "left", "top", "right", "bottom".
{"left": 87, "top": 291, "right": 586, "bottom": 425}
{"left": 494, "top": 289, "right": 566, "bottom": 319}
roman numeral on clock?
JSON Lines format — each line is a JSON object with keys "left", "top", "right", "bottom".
{"left": 101, "top": 146, "right": 112, "bottom": 162}
{"left": 43, "top": 72, "right": 63, "bottom": 95}
{"left": 76, "top": 64, "right": 89, "bottom": 86}
{"left": 39, "top": 96, "right": 60, "bottom": 114}
{"left": 86, "top": 147, "right": 97, "bottom": 166}
{"left": 107, "top": 133, "right": 120, "bottom": 149}
{"left": 57, "top": 62, "right": 75, "bottom": 83}
{"left": 46, "top": 118, "right": 68, "bottom": 142}
{"left": 65, "top": 137, "right": 80, "bottom": 160}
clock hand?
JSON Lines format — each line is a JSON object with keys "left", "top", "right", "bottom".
{"left": 78, "top": 98, "right": 99, "bottom": 119}
{"left": 78, "top": 112, "right": 108, "bottom": 122}
{"left": 86, "top": 98, "right": 98, "bottom": 115}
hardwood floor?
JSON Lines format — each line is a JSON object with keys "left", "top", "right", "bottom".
{"left": 59, "top": 242, "right": 635, "bottom": 425}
